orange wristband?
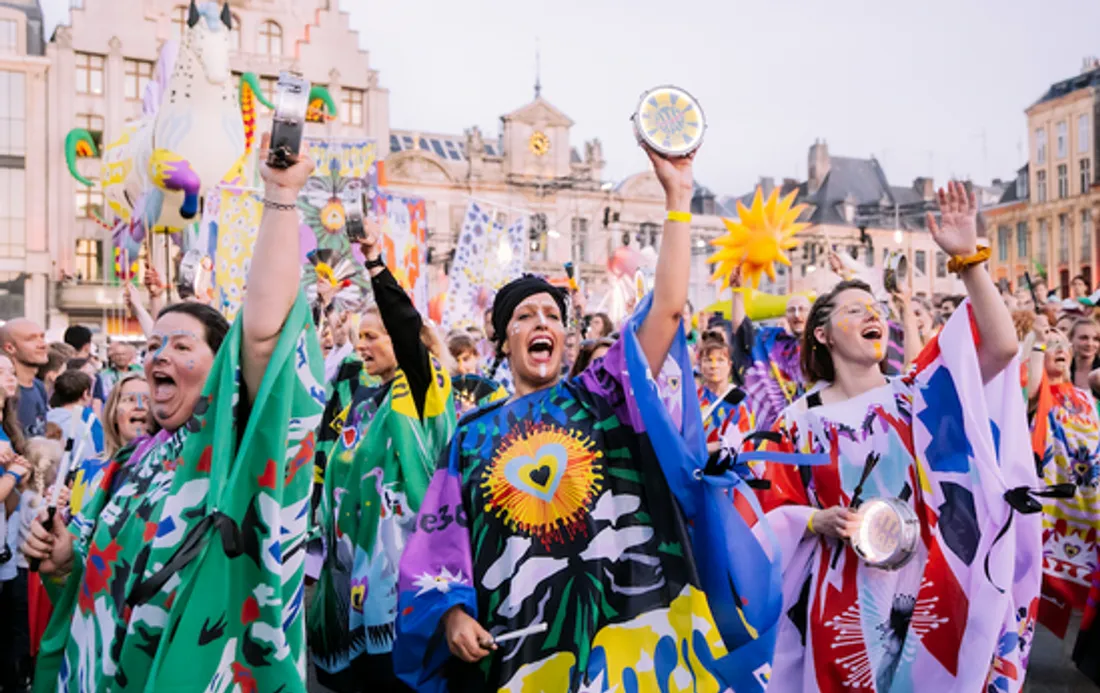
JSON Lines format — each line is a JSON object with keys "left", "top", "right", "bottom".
{"left": 946, "top": 246, "right": 991, "bottom": 275}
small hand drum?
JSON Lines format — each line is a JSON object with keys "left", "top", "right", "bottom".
{"left": 883, "top": 252, "right": 908, "bottom": 294}
{"left": 631, "top": 85, "right": 706, "bottom": 158}
{"left": 851, "top": 497, "right": 919, "bottom": 570}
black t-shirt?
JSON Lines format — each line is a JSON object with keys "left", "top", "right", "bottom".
{"left": 18, "top": 378, "right": 47, "bottom": 437}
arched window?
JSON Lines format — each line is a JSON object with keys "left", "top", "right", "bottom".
{"left": 228, "top": 14, "right": 241, "bottom": 51}
{"left": 172, "top": 5, "right": 187, "bottom": 37}
{"left": 259, "top": 20, "right": 282, "bottom": 57}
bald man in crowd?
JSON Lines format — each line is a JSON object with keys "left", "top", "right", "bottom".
{"left": 0, "top": 318, "right": 50, "bottom": 436}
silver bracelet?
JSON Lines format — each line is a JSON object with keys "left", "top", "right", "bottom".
{"left": 263, "top": 198, "right": 297, "bottom": 212}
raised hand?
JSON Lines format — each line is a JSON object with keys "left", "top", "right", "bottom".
{"left": 642, "top": 144, "right": 695, "bottom": 206}
{"left": 258, "top": 132, "right": 315, "bottom": 203}
{"left": 926, "top": 181, "right": 979, "bottom": 257}
{"left": 143, "top": 265, "right": 163, "bottom": 297}
{"left": 357, "top": 219, "right": 383, "bottom": 264}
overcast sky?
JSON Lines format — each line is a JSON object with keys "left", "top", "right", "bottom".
{"left": 42, "top": 0, "right": 1100, "bottom": 197}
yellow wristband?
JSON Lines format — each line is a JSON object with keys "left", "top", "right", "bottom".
{"left": 946, "top": 246, "right": 991, "bottom": 275}
{"left": 807, "top": 510, "right": 818, "bottom": 533}
{"left": 667, "top": 210, "right": 692, "bottom": 224}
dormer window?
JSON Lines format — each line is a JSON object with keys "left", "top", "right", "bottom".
{"left": 843, "top": 199, "right": 856, "bottom": 224}
{"left": 1016, "top": 170, "right": 1029, "bottom": 199}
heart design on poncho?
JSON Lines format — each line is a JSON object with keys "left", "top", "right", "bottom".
{"left": 503, "top": 442, "right": 568, "bottom": 502}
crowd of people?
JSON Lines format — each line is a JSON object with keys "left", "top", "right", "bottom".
{"left": 0, "top": 133, "right": 1095, "bottom": 693}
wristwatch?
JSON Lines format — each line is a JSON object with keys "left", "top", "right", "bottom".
{"left": 365, "top": 256, "right": 386, "bottom": 270}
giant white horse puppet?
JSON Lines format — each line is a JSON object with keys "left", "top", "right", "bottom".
{"left": 79, "top": 1, "right": 245, "bottom": 267}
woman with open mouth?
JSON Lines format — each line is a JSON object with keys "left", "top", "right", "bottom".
{"left": 754, "top": 182, "right": 1040, "bottom": 692}
{"left": 23, "top": 131, "right": 326, "bottom": 691}
{"left": 1029, "top": 328, "right": 1100, "bottom": 655}
{"left": 394, "top": 140, "right": 774, "bottom": 693}
{"left": 67, "top": 373, "right": 149, "bottom": 517}
{"left": 308, "top": 219, "right": 455, "bottom": 693}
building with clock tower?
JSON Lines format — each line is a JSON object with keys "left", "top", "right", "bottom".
{"left": 35, "top": 0, "right": 724, "bottom": 332}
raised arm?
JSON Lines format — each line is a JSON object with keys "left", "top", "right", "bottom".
{"left": 358, "top": 220, "right": 432, "bottom": 418}
{"left": 123, "top": 283, "right": 155, "bottom": 338}
{"left": 241, "top": 133, "right": 316, "bottom": 403}
{"left": 926, "top": 182, "right": 1017, "bottom": 383}
{"left": 635, "top": 145, "right": 696, "bottom": 375}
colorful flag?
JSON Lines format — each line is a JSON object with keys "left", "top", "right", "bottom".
{"left": 442, "top": 201, "right": 527, "bottom": 331}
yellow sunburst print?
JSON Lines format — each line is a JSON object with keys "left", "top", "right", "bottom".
{"left": 708, "top": 187, "right": 809, "bottom": 289}
{"left": 481, "top": 423, "right": 603, "bottom": 548}
{"left": 320, "top": 198, "right": 346, "bottom": 233}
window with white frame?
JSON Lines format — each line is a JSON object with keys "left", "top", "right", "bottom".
{"left": 1083, "top": 210, "right": 1092, "bottom": 261}
{"left": 1037, "top": 127, "right": 1048, "bottom": 164}
{"left": 75, "top": 238, "right": 102, "bottom": 281}
{"left": 1058, "top": 164, "right": 1069, "bottom": 199}
{"left": 1082, "top": 158, "right": 1092, "bottom": 195}
{"left": 123, "top": 59, "right": 154, "bottom": 101}
{"left": 1036, "top": 169, "right": 1048, "bottom": 203}
{"left": 1080, "top": 114, "right": 1091, "bottom": 154}
{"left": 259, "top": 21, "right": 282, "bottom": 57}
{"left": 341, "top": 88, "right": 364, "bottom": 126}
{"left": 75, "top": 53, "right": 104, "bottom": 95}
{"left": 997, "top": 226, "right": 1010, "bottom": 262}
{"left": 0, "top": 71, "right": 25, "bottom": 156}
{"left": 0, "top": 168, "right": 25, "bottom": 258}
{"left": 1057, "top": 121, "right": 1068, "bottom": 159}
{"left": 0, "top": 19, "right": 17, "bottom": 54}
{"left": 1059, "top": 214, "right": 1070, "bottom": 264}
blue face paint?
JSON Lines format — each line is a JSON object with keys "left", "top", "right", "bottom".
{"left": 148, "top": 330, "right": 201, "bottom": 361}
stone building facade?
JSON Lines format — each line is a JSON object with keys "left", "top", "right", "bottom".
{"left": 41, "top": 0, "right": 724, "bottom": 332}
{"left": 987, "top": 59, "right": 1100, "bottom": 296}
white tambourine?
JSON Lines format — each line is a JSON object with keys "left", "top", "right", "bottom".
{"left": 850, "top": 497, "right": 919, "bottom": 570}
{"left": 631, "top": 85, "right": 706, "bottom": 157}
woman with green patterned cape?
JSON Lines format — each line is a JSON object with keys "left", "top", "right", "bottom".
{"left": 22, "top": 133, "right": 324, "bottom": 692}
{"left": 307, "top": 219, "right": 455, "bottom": 693}
{"left": 395, "top": 143, "right": 781, "bottom": 692}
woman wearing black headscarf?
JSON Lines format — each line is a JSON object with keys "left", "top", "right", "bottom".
{"left": 392, "top": 143, "right": 755, "bottom": 692}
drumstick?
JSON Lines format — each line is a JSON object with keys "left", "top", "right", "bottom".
{"left": 29, "top": 413, "right": 96, "bottom": 572}
{"left": 492, "top": 622, "right": 548, "bottom": 644}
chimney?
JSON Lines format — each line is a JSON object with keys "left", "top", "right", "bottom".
{"left": 758, "top": 176, "right": 775, "bottom": 198}
{"left": 808, "top": 140, "right": 830, "bottom": 194}
{"left": 913, "top": 176, "right": 935, "bottom": 200}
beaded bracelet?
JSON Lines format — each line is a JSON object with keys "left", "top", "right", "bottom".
{"left": 263, "top": 198, "right": 297, "bottom": 212}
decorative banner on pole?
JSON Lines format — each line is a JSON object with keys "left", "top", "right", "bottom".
{"left": 209, "top": 186, "right": 263, "bottom": 321}
{"left": 202, "top": 139, "right": 434, "bottom": 321}
{"left": 372, "top": 190, "right": 428, "bottom": 311}
{"left": 443, "top": 200, "right": 528, "bottom": 331}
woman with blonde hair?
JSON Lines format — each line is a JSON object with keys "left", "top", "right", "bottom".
{"left": 68, "top": 373, "right": 149, "bottom": 516}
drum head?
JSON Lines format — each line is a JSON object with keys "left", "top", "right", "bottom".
{"left": 633, "top": 85, "right": 706, "bottom": 157}
{"left": 853, "top": 498, "right": 914, "bottom": 569}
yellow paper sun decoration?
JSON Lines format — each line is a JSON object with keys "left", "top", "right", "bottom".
{"left": 708, "top": 187, "right": 809, "bottom": 289}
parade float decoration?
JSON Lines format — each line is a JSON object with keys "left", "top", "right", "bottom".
{"left": 98, "top": 1, "right": 245, "bottom": 256}
{"left": 302, "top": 249, "right": 363, "bottom": 313}
{"left": 709, "top": 187, "right": 809, "bottom": 289}
{"left": 61, "top": 0, "right": 338, "bottom": 307}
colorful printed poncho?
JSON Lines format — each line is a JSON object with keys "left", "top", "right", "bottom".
{"left": 698, "top": 384, "right": 753, "bottom": 450}
{"left": 311, "top": 355, "right": 370, "bottom": 514}
{"left": 755, "top": 307, "right": 1042, "bottom": 693}
{"left": 395, "top": 296, "right": 785, "bottom": 693}
{"left": 307, "top": 356, "right": 455, "bottom": 675}
{"left": 742, "top": 325, "right": 804, "bottom": 432}
{"left": 1029, "top": 379, "right": 1100, "bottom": 636}
{"left": 35, "top": 294, "right": 324, "bottom": 692}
